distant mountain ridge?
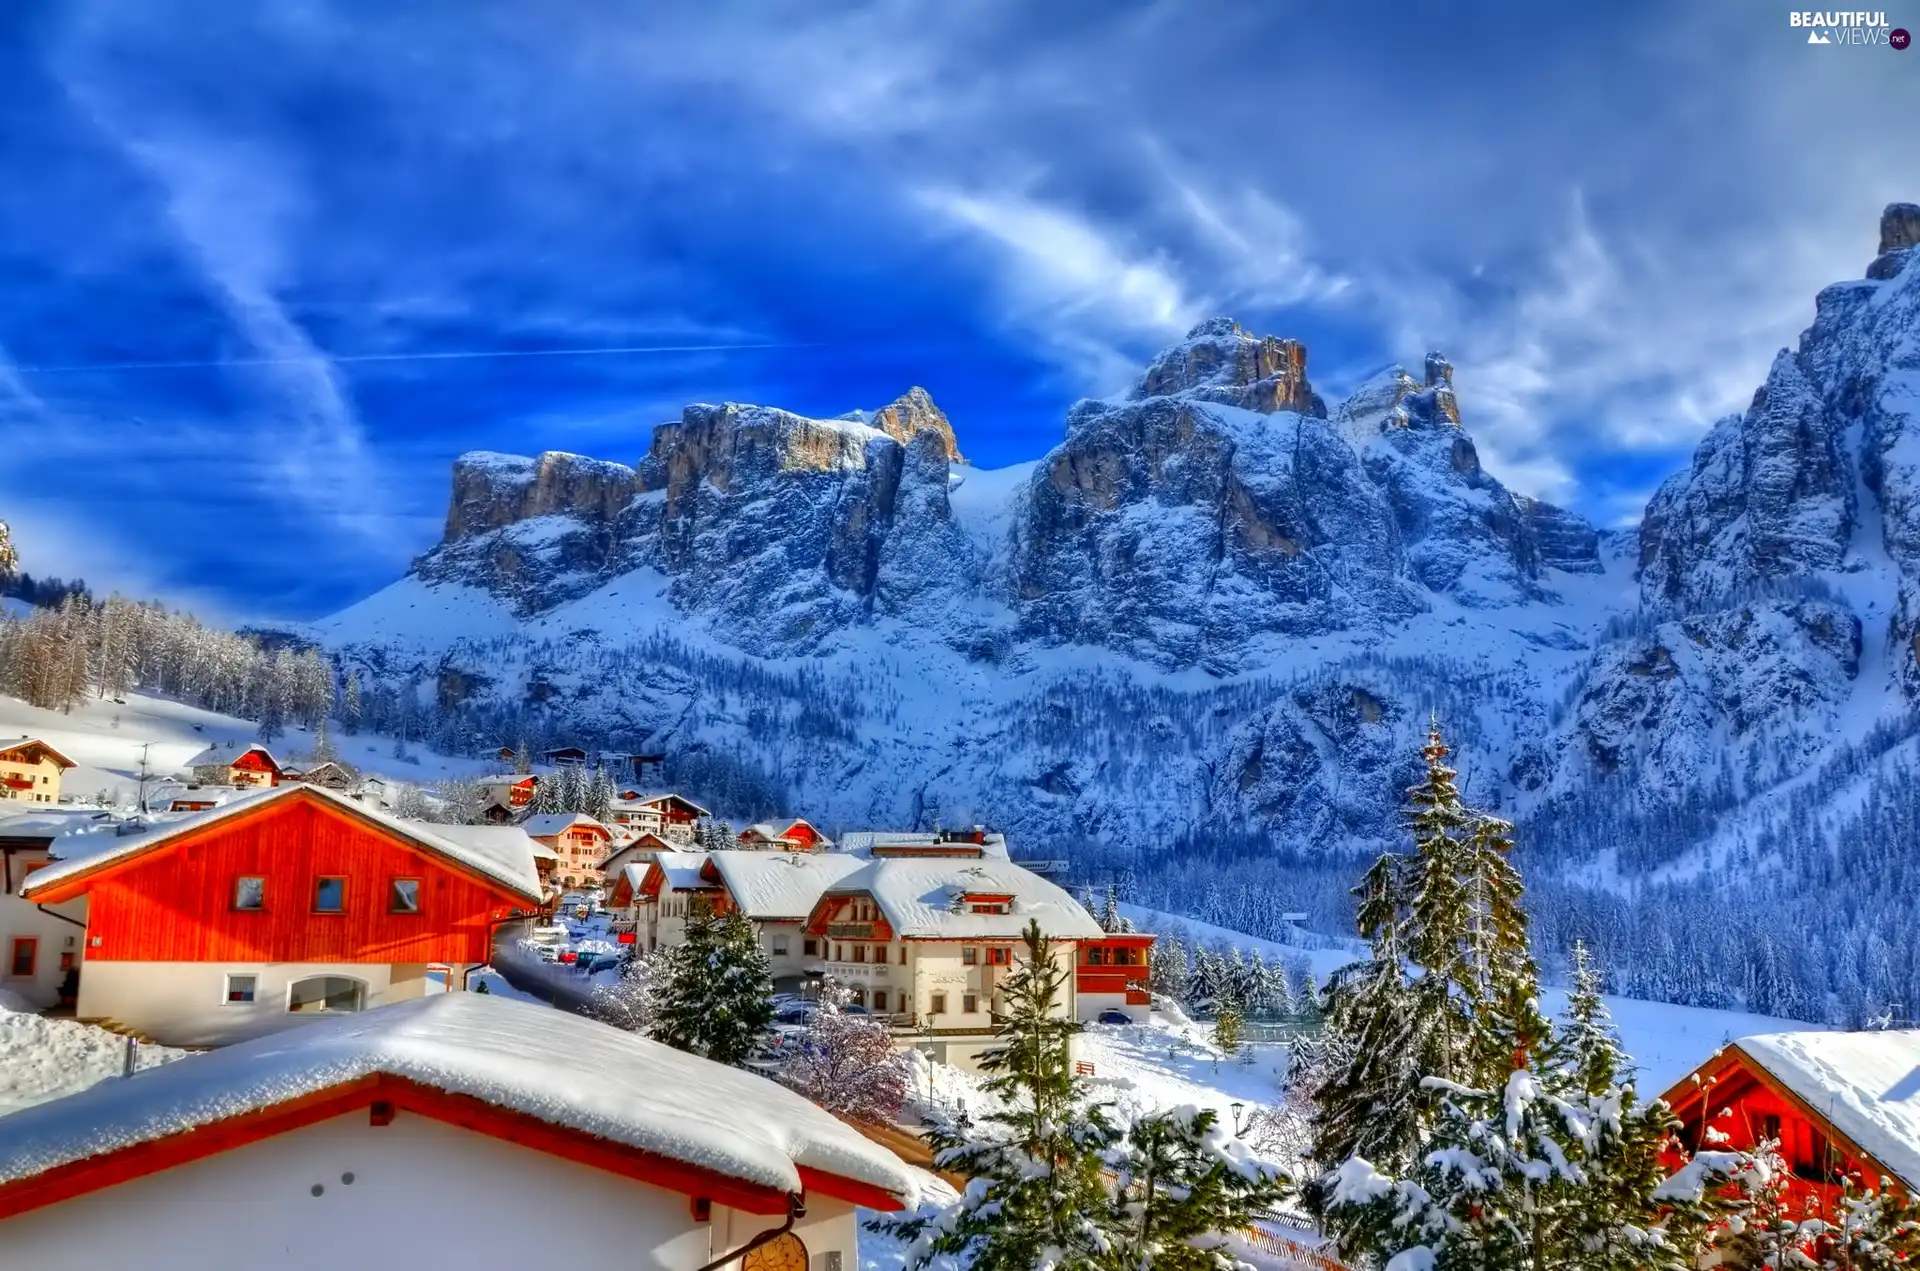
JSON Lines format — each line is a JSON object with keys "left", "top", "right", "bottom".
{"left": 310, "top": 205, "right": 1920, "bottom": 913}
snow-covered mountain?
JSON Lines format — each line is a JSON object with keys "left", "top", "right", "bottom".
{"left": 310, "top": 205, "right": 1920, "bottom": 905}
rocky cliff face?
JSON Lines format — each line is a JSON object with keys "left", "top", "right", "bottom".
{"left": 1544, "top": 202, "right": 1920, "bottom": 807}
{"left": 406, "top": 316, "right": 1602, "bottom": 664}
{"left": 322, "top": 205, "right": 1918, "bottom": 885}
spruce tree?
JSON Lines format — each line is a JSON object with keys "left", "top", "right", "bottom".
{"left": 1151, "top": 932, "right": 1189, "bottom": 1003}
{"left": 873, "top": 920, "right": 1116, "bottom": 1271}
{"left": 1106, "top": 1107, "right": 1290, "bottom": 1271}
{"left": 651, "top": 905, "right": 773, "bottom": 1066}
{"left": 875, "top": 921, "right": 1288, "bottom": 1271}
{"left": 1402, "top": 722, "right": 1478, "bottom": 1089}
{"left": 1308, "top": 852, "right": 1425, "bottom": 1199}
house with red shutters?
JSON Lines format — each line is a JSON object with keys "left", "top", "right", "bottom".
{"left": 607, "top": 792, "right": 708, "bottom": 845}
{"left": 798, "top": 847, "right": 1120, "bottom": 1070}
{"left": 0, "top": 738, "right": 76, "bottom": 806}
{"left": 598, "top": 831, "right": 679, "bottom": 886}
{"left": 0, "top": 993, "right": 913, "bottom": 1269}
{"left": 1661, "top": 1029, "right": 1920, "bottom": 1221}
{"left": 521, "top": 812, "right": 615, "bottom": 890}
{"left": 185, "top": 741, "right": 285, "bottom": 789}
{"left": 736, "top": 819, "right": 833, "bottom": 851}
{"left": 1076, "top": 932, "right": 1155, "bottom": 1023}
{"left": 19, "top": 783, "right": 543, "bottom": 1047}
{"left": 0, "top": 809, "right": 103, "bottom": 1009}
{"left": 476, "top": 773, "right": 539, "bottom": 822}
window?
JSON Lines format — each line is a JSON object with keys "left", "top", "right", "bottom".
{"left": 986, "top": 947, "right": 1010, "bottom": 966}
{"left": 812, "top": 1253, "right": 844, "bottom": 1271}
{"left": 853, "top": 944, "right": 867, "bottom": 963}
{"left": 7, "top": 937, "right": 35, "bottom": 978}
{"left": 58, "top": 951, "right": 74, "bottom": 972}
{"left": 388, "top": 879, "right": 422, "bottom": 914}
{"left": 1760, "top": 1114, "right": 1782, "bottom": 1143}
{"left": 313, "top": 877, "right": 347, "bottom": 913}
{"left": 834, "top": 943, "right": 844, "bottom": 962}
{"left": 962, "top": 947, "right": 978, "bottom": 965}
{"left": 772, "top": 938, "right": 790, "bottom": 956}
{"left": 900, "top": 946, "right": 907, "bottom": 965}
{"left": 233, "top": 876, "right": 266, "bottom": 911}
{"left": 803, "top": 938, "right": 818, "bottom": 956}
{"left": 930, "top": 992, "right": 946, "bottom": 1015}
{"left": 873, "top": 990, "right": 887, "bottom": 1012}
{"left": 963, "top": 993, "right": 978, "bottom": 1014}
{"left": 288, "top": 976, "right": 364, "bottom": 1013}
{"left": 225, "top": 974, "right": 258, "bottom": 1004}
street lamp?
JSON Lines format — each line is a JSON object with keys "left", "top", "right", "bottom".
{"left": 1230, "top": 1101, "right": 1246, "bottom": 1136}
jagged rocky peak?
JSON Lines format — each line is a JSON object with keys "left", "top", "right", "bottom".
{"left": 443, "top": 450, "right": 637, "bottom": 541}
{"left": 1868, "top": 201, "right": 1920, "bottom": 280}
{"left": 1131, "top": 317, "right": 1327, "bottom": 417}
{"left": 863, "top": 387, "right": 965, "bottom": 464}
{"left": 1333, "top": 352, "right": 1463, "bottom": 439}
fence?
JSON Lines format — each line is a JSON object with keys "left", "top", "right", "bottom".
{"left": 1238, "top": 1224, "right": 1353, "bottom": 1271}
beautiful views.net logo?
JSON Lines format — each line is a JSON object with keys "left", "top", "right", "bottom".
{"left": 1789, "top": 10, "right": 1908, "bottom": 45}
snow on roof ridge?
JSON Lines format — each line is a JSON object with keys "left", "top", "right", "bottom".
{"left": 1732, "top": 1028, "right": 1920, "bottom": 1189}
{"left": 22, "top": 784, "right": 542, "bottom": 905}
{"left": 0, "top": 994, "right": 917, "bottom": 1202}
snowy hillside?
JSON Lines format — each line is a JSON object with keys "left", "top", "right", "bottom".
{"left": 0, "top": 691, "right": 497, "bottom": 808}
{"left": 220, "top": 205, "right": 1920, "bottom": 1021}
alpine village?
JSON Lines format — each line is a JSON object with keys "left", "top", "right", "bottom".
{"left": 6, "top": 201, "right": 1920, "bottom": 1271}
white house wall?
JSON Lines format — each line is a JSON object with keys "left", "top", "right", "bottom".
{"left": 0, "top": 1109, "right": 860, "bottom": 1271}
{"left": 77, "top": 961, "right": 431, "bottom": 1047}
{"left": 1, "top": 860, "right": 85, "bottom": 1010}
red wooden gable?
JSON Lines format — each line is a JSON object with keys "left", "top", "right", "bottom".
{"left": 32, "top": 795, "right": 528, "bottom": 965}
{"left": 803, "top": 893, "right": 895, "bottom": 942}
{"left": 0, "top": 739, "right": 77, "bottom": 769}
{"left": 233, "top": 749, "right": 277, "bottom": 771}
{"left": 1661, "top": 1044, "right": 1907, "bottom": 1221}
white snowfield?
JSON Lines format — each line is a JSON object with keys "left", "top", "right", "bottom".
{"left": 22, "top": 782, "right": 543, "bottom": 905}
{"left": 705, "top": 851, "right": 865, "bottom": 920}
{"left": 1736, "top": 1029, "right": 1920, "bottom": 1188}
{"left": 825, "top": 857, "right": 1105, "bottom": 941}
{"left": 0, "top": 993, "right": 919, "bottom": 1202}
{"left": 0, "top": 992, "right": 187, "bottom": 1117}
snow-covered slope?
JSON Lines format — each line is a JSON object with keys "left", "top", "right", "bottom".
{"left": 298, "top": 206, "right": 1920, "bottom": 959}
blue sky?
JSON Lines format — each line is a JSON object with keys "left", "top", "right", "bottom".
{"left": 1, "top": 0, "right": 1916, "bottom": 622}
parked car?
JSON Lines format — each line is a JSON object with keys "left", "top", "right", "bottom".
{"left": 1096, "top": 1009, "right": 1133, "bottom": 1025}
{"left": 576, "top": 951, "right": 622, "bottom": 974}
{"left": 773, "top": 1003, "right": 818, "bottom": 1025}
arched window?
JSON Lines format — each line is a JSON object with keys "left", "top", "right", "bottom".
{"left": 287, "top": 976, "right": 366, "bottom": 1014}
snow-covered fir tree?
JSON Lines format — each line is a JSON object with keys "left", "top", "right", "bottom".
{"left": 873, "top": 920, "right": 1288, "bottom": 1271}
{"left": 650, "top": 905, "right": 772, "bottom": 1066}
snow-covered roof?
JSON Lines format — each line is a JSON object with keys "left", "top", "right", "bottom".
{"left": 615, "top": 791, "right": 710, "bottom": 816}
{"left": 821, "top": 857, "right": 1103, "bottom": 940}
{"left": 739, "top": 821, "right": 792, "bottom": 840}
{"left": 0, "top": 995, "right": 915, "bottom": 1203}
{"left": 20, "top": 785, "right": 542, "bottom": 906}
{"left": 520, "top": 812, "right": 610, "bottom": 838}
{"left": 706, "top": 851, "right": 865, "bottom": 921}
{"left": 183, "top": 741, "right": 280, "bottom": 770}
{"left": 432, "top": 822, "right": 554, "bottom": 866}
{"left": 0, "top": 737, "right": 77, "bottom": 769}
{"left": 839, "top": 829, "right": 1009, "bottom": 859}
{"left": 646, "top": 851, "right": 714, "bottom": 894}
{"left": 1734, "top": 1029, "right": 1920, "bottom": 1189}
{"left": 0, "top": 809, "right": 114, "bottom": 838}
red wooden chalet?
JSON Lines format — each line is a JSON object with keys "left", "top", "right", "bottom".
{"left": 1661, "top": 1030, "right": 1920, "bottom": 1222}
